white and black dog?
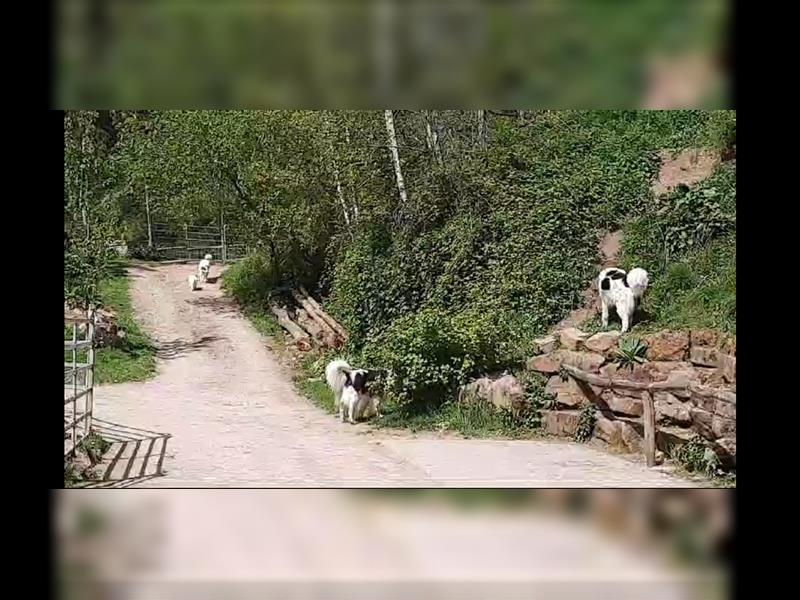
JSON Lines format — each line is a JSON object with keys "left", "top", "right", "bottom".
{"left": 597, "top": 267, "right": 649, "bottom": 333}
{"left": 325, "top": 359, "right": 381, "bottom": 424}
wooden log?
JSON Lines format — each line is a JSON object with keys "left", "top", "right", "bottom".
{"left": 298, "top": 286, "right": 348, "bottom": 340}
{"left": 291, "top": 290, "right": 339, "bottom": 339}
{"left": 295, "top": 308, "right": 333, "bottom": 346}
{"left": 269, "top": 304, "right": 312, "bottom": 345}
{"left": 688, "top": 382, "right": 736, "bottom": 404}
{"left": 641, "top": 390, "right": 656, "bottom": 467}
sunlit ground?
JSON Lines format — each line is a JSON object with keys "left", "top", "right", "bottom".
{"left": 57, "top": 489, "right": 730, "bottom": 600}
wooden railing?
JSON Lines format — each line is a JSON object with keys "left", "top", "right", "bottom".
{"left": 560, "top": 363, "right": 736, "bottom": 467}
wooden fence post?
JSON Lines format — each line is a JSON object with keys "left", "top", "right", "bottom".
{"left": 641, "top": 390, "right": 656, "bottom": 467}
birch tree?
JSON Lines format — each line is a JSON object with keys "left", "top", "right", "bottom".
{"left": 384, "top": 110, "right": 409, "bottom": 206}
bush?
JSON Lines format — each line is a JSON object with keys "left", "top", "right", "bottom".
{"left": 621, "top": 163, "right": 736, "bottom": 334}
{"left": 622, "top": 164, "right": 735, "bottom": 272}
{"left": 221, "top": 253, "right": 280, "bottom": 308}
{"left": 360, "top": 308, "right": 529, "bottom": 407}
{"left": 641, "top": 237, "right": 736, "bottom": 334}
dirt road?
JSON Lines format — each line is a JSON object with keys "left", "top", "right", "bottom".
{"left": 93, "top": 263, "right": 692, "bottom": 487}
{"left": 59, "top": 490, "right": 720, "bottom": 600}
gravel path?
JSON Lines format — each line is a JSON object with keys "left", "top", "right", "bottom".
{"left": 93, "top": 263, "right": 692, "bottom": 487}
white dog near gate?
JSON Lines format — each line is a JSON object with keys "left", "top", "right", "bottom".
{"left": 325, "top": 359, "right": 381, "bottom": 423}
{"left": 197, "top": 254, "right": 212, "bottom": 284}
{"left": 597, "top": 267, "right": 649, "bottom": 333}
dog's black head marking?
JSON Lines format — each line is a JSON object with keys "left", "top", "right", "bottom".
{"left": 353, "top": 371, "right": 369, "bottom": 393}
{"left": 345, "top": 369, "right": 369, "bottom": 394}
{"left": 600, "top": 278, "right": 611, "bottom": 291}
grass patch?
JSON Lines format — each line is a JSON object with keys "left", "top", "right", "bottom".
{"left": 668, "top": 435, "right": 736, "bottom": 487}
{"left": 65, "top": 260, "right": 157, "bottom": 384}
{"left": 644, "top": 238, "right": 735, "bottom": 334}
{"left": 95, "top": 269, "right": 157, "bottom": 383}
{"left": 620, "top": 164, "right": 736, "bottom": 336}
{"left": 243, "top": 306, "right": 284, "bottom": 338}
{"left": 621, "top": 236, "right": 736, "bottom": 336}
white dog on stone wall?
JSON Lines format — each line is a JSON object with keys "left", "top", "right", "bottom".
{"left": 597, "top": 267, "right": 649, "bottom": 333}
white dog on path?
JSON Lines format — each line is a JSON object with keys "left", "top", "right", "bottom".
{"left": 325, "top": 359, "right": 381, "bottom": 423}
{"left": 197, "top": 254, "right": 212, "bottom": 283}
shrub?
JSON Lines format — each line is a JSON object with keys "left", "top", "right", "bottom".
{"left": 360, "top": 308, "right": 527, "bottom": 407}
{"left": 621, "top": 163, "right": 736, "bottom": 333}
{"left": 221, "top": 253, "right": 280, "bottom": 308}
{"left": 574, "top": 404, "right": 597, "bottom": 443}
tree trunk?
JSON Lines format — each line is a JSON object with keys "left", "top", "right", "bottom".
{"left": 332, "top": 160, "right": 351, "bottom": 229}
{"left": 324, "top": 114, "right": 353, "bottom": 230}
{"left": 477, "top": 110, "right": 486, "bottom": 149}
{"left": 295, "top": 308, "right": 329, "bottom": 343}
{"left": 425, "top": 111, "right": 443, "bottom": 167}
{"left": 384, "top": 110, "right": 409, "bottom": 206}
{"left": 145, "top": 183, "right": 153, "bottom": 248}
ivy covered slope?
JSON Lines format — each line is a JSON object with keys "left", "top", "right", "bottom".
{"left": 324, "top": 111, "right": 736, "bottom": 407}
{"left": 620, "top": 162, "right": 735, "bottom": 335}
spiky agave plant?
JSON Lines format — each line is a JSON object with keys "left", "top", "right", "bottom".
{"left": 615, "top": 337, "right": 648, "bottom": 371}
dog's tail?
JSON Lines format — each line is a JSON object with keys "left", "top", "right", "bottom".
{"left": 325, "top": 359, "right": 351, "bottom": 400}
{"left": 627, "top": 267, "right": 649, "bottom": 299}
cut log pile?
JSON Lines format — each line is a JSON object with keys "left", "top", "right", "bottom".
{"left": 269, "top": 287, "right": 347, "bottom": 352}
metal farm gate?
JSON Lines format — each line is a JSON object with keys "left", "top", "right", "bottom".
{"left": 150, "top": 222, "right": 247, "bottom": 263}
{"left": 64, "top": 311, "right": 95, "bottom": 457}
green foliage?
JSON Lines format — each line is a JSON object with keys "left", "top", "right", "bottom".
{"left": 221, "top": 253, "right": 280, "bottom": 308}
{"left": 326, "top": 112, "right": 725, "bottom": 404}
{"left": 574, "top": 404, "right": 597, "bottom": 443}
{"left": 64, "top": 229, "right": 119, "bottom": 310}
{"left": 671, "top": 437, "right": 720, "bottom": 476}
{"left": 615, "top": 338, "right": 648, "bottom": 370}
{"left": 622, "top": 164, "right": 735, "bottom": 271}
{"left": 701, "top": 111, "right": 736, "bottom": 155}
{"left": 80, "top": 433, "right": 112, "bottom": 465}
{"left": 64, "top": 111, "right": 127, "bottom": 309}
{"left": 64, "top": 461, "right": 81, "bottom": 488}
{"left": 71, "top": 109, "right": 735, "bottom": 417}
{"left": 621, "top": 162, "right": 736, "bottom": 334}
{"left": 359, "top": 307, "right": 526, "bottom": 407}
{"left": 94, "top": 267, "right": 157, "bottom": 384}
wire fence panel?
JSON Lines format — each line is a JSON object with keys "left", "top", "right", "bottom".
{"left": 150, "top": 222, "right": 247, "bottom": 262}
{"left": 64, "top": 312, "right": 95, "bottom": 457}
